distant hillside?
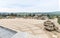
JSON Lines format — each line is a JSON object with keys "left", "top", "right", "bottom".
{"left": 0, "top": 11, "right": 60, "bottom": 16}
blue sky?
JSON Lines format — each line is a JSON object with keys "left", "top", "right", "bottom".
{"left": 0, "top": 0, "right": 59, "bottom": 12}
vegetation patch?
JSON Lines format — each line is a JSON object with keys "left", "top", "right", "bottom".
{"left": 58, "top": 17, "right": 60, "bottom": 24}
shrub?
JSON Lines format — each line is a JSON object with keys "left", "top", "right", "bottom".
{"left": 58, "top": 17, "right": 60, "bottom": 24}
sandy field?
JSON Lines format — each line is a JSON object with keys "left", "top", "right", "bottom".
{"left": 0, "top": 18, "right": 60, "bottom": 38}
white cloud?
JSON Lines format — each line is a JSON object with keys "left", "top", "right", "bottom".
{"left": 0, "top": 0, "right": 59, "bottom": 12}
{"left": 59, "top": 0, "right": 60, "bottom": 10}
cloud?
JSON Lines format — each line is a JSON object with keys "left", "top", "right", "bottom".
{"left": 0, "top": 0, "right": 59, "bottom": 12}
{"left": 59, "top": 0, "right": 60, "bottom": 10}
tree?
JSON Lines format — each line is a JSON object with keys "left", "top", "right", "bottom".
{"left": 47, "top": 14, "right": 52, "bottom": 19}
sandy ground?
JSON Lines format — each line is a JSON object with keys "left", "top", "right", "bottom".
{"left": 0, "top": 18, "right": 60, "bottom": 38}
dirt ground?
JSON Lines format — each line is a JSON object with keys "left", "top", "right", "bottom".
{"left": 0, "top": 18, "right": 60, "bottom": 38}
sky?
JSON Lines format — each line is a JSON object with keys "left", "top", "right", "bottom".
{"left": 0, "top": 0, "right": 59, "bottom": 12}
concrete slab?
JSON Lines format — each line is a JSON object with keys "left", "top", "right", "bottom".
{"left": 11, "top": 31, "right": 50, "bottom": 38}
{"left": 0, "top": 26, "right": 17, "bottom": 38}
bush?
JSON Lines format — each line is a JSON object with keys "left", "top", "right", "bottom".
{"left": 58, "top": 17, "right": 60, "bottom": 24}
{"left": 0, "top": 16, "right": 3, "bottom": 19}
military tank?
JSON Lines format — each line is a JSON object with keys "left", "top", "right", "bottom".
{"left": 44, "top": 20, "right": 59, "bottom": 32}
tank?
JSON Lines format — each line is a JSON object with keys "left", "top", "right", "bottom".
{"left": 44, "top": 20, "right": 55, "bottom": 31}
